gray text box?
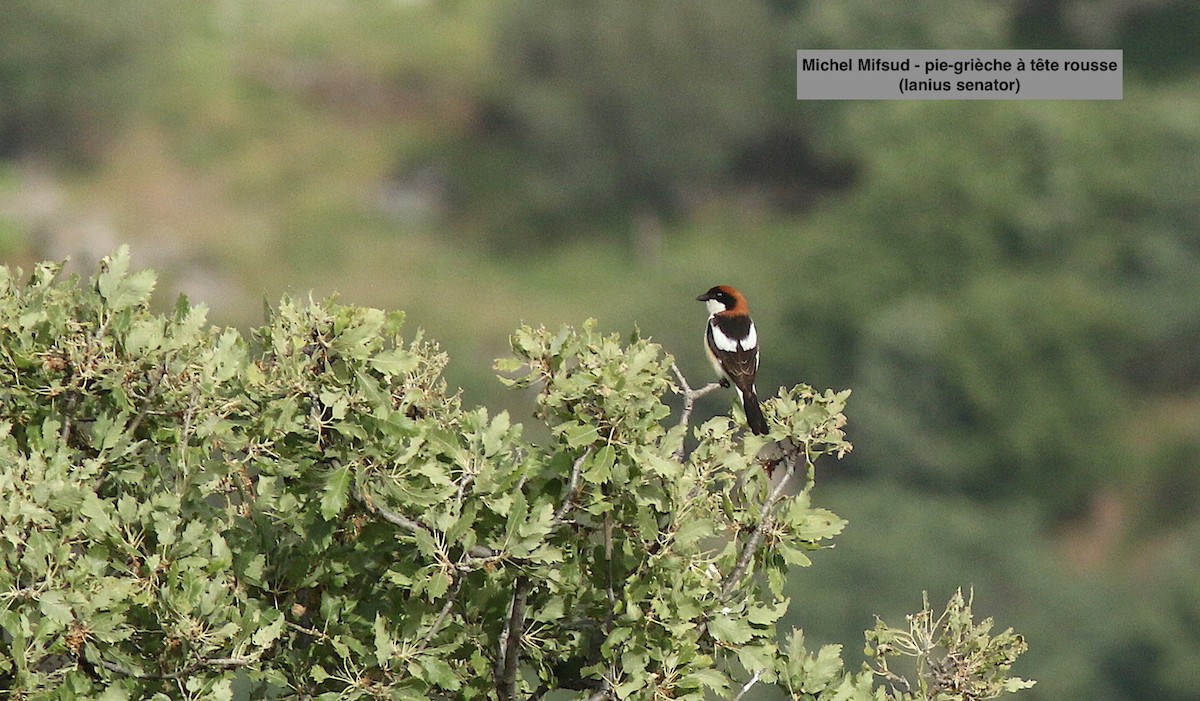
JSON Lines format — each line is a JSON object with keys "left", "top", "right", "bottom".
{"left": 796, "top": 50, "right": 1122, "bottom": 100}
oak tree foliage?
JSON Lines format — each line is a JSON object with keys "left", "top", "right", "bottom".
{"left": 0, "top": 249, "right": 1031, "bottom": 700}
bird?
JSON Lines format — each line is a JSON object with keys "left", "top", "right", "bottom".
{"left": 696, "top": 285, "right": 769, "bottom": 435}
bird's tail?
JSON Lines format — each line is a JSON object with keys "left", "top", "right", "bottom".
{"left": 739, "top": 387, "right": 769, "bottom": 436}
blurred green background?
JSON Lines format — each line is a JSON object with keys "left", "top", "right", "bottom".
{"left": 3, "top": 1, "right": 1199, "bottom": 699}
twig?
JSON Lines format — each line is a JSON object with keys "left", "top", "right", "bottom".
{"left": 96, "top": 655, "right": 251, "bottom": 680}
{"left": 670, "top": 364, "right": 722, "bottom": 461}
{"left": 176, "top": 382, "right": 202, "bottom": 486}
{"left": 358, "top": 486, "right": 425, "bottom": 532}
{"left": 733, "top": 670, "right": 764, "bottom": 701}
{"left": 285, "top": 620, "right": 330, "bottom": 642}
{"left": 603, "top": 512, "right": 616, "bottom": 613}
{"left": 125, "top": 363, "right": 167, "bottom": 437}
{"left": 453, "top": 470, "right": 476, "bottom": 512}
{"left": 61, "top": 307, "right": 115, "bottom": 446}
{"left": 584, "top": 679, "right": 614, "bottom": 701}
{"left": 720, "top": 445, "right": 800, "bottom": 599}
{"left": 495, "top": 577, "right": 532, "bottom": 701}
{"left": 553, "top": 448, "right": 592, "bottom": 524}
{"left": 422, "top": 580, "right": 461, "bottom": 644}
{"left": 59, "top": 391, "right": 80, "bottom": 445}
{"left": 355, "top": 485, "right": 497, "bottom": 561}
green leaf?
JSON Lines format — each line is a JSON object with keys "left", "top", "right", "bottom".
{"left": 642, "top": 451, "right": 682, "bottom": 479}
{"left": 371, "top": 348, "right": 419, "bottom": 375}
{"left": 252, "top": 611, "right": 286, "bottom": 649}
{"left": 583, "top": 444, "right": 615, "bottom": 484}
{"left": 319, "top": 390, "right": 348, "bottom": 420}
{"left": 708, "top": 614, "right": 753, "bottom": 644}
{"left": 374, "top": 615, "right": 395, "bottom": 667}
{"left": 417, "top": 656, "right": 460, "bottom": 690}
{"left": 38, "top": 591, "right": 73, "bottom": 625}
{"left": 561, "top": 421, "right": 599, "bottom": 448}
{"left": 124, "top": 317, "right": 164, "bottom": 355}
{"left": 494, "top": 357, "right": 525, "bottom": 374}
{"left": 672, "top": 516, "right": 712, "bottom": 549}
{"left": 426, "top": 571, "right": 451, "bottom": 599}
{"left": 681, "top": 668, "right": 729, "bottom": 693}
{"left": 79, "top": 494, "right": 117, "bottom": 537}
{"left": 613, "top": 678, "right": 643, "bottom": 700}
{"left": 747, "top": 599, "right": 789, "bottom": 626}
{"left": 801, "top": 644, "right": 844, "bottom": 694}
{"left": 737, "top": 643, "right": 776, "bottom": 675}
{"left": 320, "top": 465, "right": 352, "bottom": 520}
{"left": 97, "top": 686, "right": 132, "bottom": 701}
{"left": 97, "top": 247, "right": 157, "bottom": 311}
{"left": 482, "top": 412, "right": 511, "bottom": 457}
{"left": 777, "top": 540, "right": 813, "bottom": 567}
{"left": 209, "top": 679, "right": 233, "bottom": 701}
{"left": 505, "top": 490, "right": 528, "bottom": 542}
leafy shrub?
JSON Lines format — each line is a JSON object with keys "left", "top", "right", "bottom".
{"left": 0, "top": 249, "right": 1030, "bottom": 700}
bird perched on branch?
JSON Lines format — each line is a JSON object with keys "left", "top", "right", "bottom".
{"left": 697, "top": 285, "right": 769, "bottom": 435}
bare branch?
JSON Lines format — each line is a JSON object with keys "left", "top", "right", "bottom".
{"left": 61, "top": 308, "right": 117, "bottom": 446}
{"left": 125, "top": 363, "right": 167, "bottom": 437}
{"left": 553, "top": 448, "right": 592, "bottom": 524}
{"left": 95, "top": 655, "right": 252, "bottom": 681}
{"left": 357, "top": 485, "right": 424, "bottom": 531}
{"left": 495, "top": 577, "right": 532, "bottom": 701}
{"left": 453, "top": 470, "right": 476, "bottom": 512}
{"left": 356, "top": 485, "right": 497, "bottom": 560}
{"left": 285, "top": 620, "right": 330, "bottom": 642}
{"left": 604, "top": 512, "right": 616, "bottom": 613}
{"left": 670, "top": 364, "right": 722, "bottom": 461}
{"left": 733, "top": 670, "right": 764, "bottom": 701}
{"left": 422, "top": 580, "right": 461, "bottom": 644}
{"left": 585, "top": 681, "right": 614, "bottom": 701}
{"left": 59, "top": 391, "right": 80, "bottom": 445}
{"left": 720, "top": 446, "right": 800, "bottom": 599}
{"left": 176, "top": 382, "right": 202, "bottom": 482}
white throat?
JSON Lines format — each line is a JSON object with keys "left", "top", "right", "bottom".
{"left": 704, "top": 299, "right": 726, "bottom": 316}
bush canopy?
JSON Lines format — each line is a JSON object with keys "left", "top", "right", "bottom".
{"left": 0, "top": 249, "right": 1031, "bottom": 700}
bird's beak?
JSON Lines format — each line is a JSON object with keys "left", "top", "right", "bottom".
{"left": 695, "top": 293, "right": 709, "bottom": 302}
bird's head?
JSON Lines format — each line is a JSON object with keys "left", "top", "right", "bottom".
{"left": 696, "top": 285, "right": 747, "bottom": 315}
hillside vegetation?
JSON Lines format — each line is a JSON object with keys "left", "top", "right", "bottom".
{"left": 2, "top": 2, "right": 1200, "bottom": 699}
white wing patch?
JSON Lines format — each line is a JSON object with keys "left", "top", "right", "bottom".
{"left": 743, "top": 321, "right": 757, "bottom": 351}
{"left": 709, "top": 321, "right": 740, "bottom": 352}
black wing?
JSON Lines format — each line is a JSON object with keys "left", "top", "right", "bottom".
{"left": 706, "top": 322, "right": 758, "bottom": 394}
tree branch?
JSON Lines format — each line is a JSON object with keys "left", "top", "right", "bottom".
{"left": 356, "top": 485, "right": 497, "bottom": 560}
{"left": 670, "top": 364, "right": 722, "bottom": 461}
{"left": 125, "top": 362, "right": 167, "bottom": 437}
{"left": 59, "top": 390, "right": 80, "bottom": 446}
{"left": 495, "top": 576, "right": 532, "bottom": 701}
{"left": 95, "top": 655, "right": 251, "bottom": 680}
{"left": 422, "top": 580, "right": 461, "bottom": 644}
{"left": 453, "top": 470, "right": 476, "bottom": 513}
{"left": 285, "top": 620, "right": 330, "bottom": 642}
{"left": 733, "top": 670, "right": 764, "bottom": 701}
{"left": 604, "top": 512, "right": 616, "bottom": 615}
{"left": 720, "top": 446, "right": 801, "bottom": 599}
{"left": 61, "top": 308, "right": 116, "bottom": 446}
{"left": 553, "top": 448, "right": 592, "bottom": 524}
